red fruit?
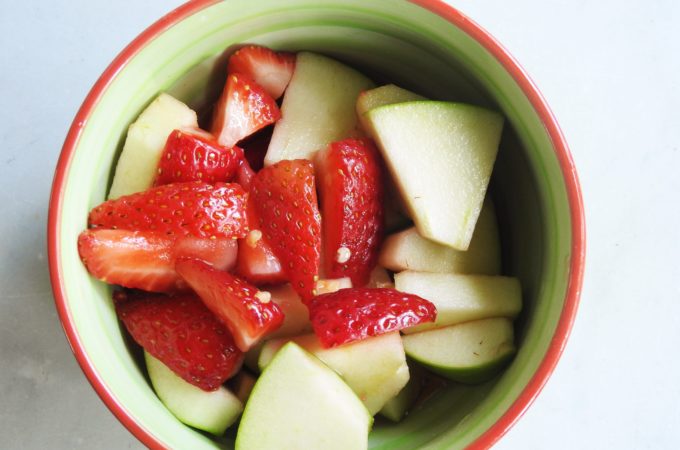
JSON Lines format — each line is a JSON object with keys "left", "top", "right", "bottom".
{"left": 78, "top": 229, "right": 238, "bottom": 292}
{"left": 211, "top": 73, "right": 281, "bottom": 148}
{"left": 318, "top": 138, "right": 384, "bottom": 286}
{"left": 89, "top": 182, "right": 248, "bottom": 239}
{"left": 153, "top": 129, "right": 243, "bottom": 186}
{"left": 115, "top": 291, "right": 244, "bottom": 391}
{"left": 175, "top": 258, "right": 284, "bottom": 352}
{"left": 250, "top": 160, "right": 321, "bottom": 300}
{"left": 236, "top": 230, "right": 287, "bottom": 285}
{"left": 306, "top": 288, "right": 437, "bottom": 348}
{"left": 227, "top": 46, "right": 295, "bottom": 99}
{"left": 235, "top": 157, "right": 256, "bottom": 192}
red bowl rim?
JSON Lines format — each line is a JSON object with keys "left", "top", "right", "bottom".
{"left": 47, "top": 1, "right": 585, "bottom": 448}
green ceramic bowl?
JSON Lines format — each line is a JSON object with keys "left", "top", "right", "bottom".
{"left": 48, "top": 0, "right": 585, "bottom": 448}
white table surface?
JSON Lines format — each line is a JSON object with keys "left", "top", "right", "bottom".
{"left": 1, "top": 0, "right": 678, "bottom": 448}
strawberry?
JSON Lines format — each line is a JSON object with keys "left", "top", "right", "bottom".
{"left": 115, "top": 291, "right": 244, "bottom": 391}
{"left": 78, "top": 229, "right": 237, "bottom": 292}
{"left": 211, "top": 73, "right": 280, "bottom": 148}
{"left": 236, "top": 230, "right": 287, "bottom": 285}
{"left": 227, "top": 46, "right": 295, "bottom": 99}
{"left": 306, "top": 288, "right": 437, "bottom": 348}
{"left": 235, "top": 156, "right": 256, "bottom": 192}
{"left": 317, "top": 138, "right": 384, "bottom": 287}
{"left": 153, "top": 129, "right": 243, "bottom": 186}
{"left": 250, "top": 160, "right": 321, "bottom": 300}
{"left": 89, "top": 182, "right": 248, "bottom": 239}
{"left": 175, "top": 258, "right": 284, "bottom": 351}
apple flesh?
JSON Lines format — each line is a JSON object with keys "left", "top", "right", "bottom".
{"left": 258, "top": 332, "right": 408, "bottom": 415}
{"left": 264, "top": 52, "right": 374, "bottom": 165}
{"left": 356, "top": 84, "right": 425, "bottom": 132}
{"left": 108, "top": 93, "right": 198, "bottom": 199}
{"left": 379, "top": 201, "right": 501, "bottom": 274}
{"left": 364, "top": 101, "right": 503, "bottom": 250}
{"left": 144, "top": 351, "right": 242, "bottom": 436}
{"left": 396, "top": 271, "right": 521, "bottom": 334}
{"left": 379, "top": 363, "right": 424, "bottom": 422}
{"left": 236, "top": 342, "right": 371, "bottom": 450}
{"left": 402, "top": 318, "right": 516, "bottom": 383}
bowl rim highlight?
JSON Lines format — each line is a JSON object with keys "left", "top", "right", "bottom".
{"left": 47, "top": 0, "right": 586, "bottom": 448}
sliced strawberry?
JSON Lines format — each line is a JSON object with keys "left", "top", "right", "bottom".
{"left": 211, "top": 73, "right": 280, "bottom": 148}
{"left": 250, "top": 160, "right": 321, "bottom": 300}
{"left": 235, "top": 156, "right": 256, "bottom": 191}
{"left": 115, "top": 291, "right": 243, "bottom": 391}
{"left": 153, "top": 129, "right": 243, "bottom": 186}
{"left": 306, "top": 288, "right": 437, "bottom": 348}
{"left": 175, "top": 258, "right": 284, "bottom": 352}
{"left": 236, "top": 230, "right": 287, "bottom": 285}
{"left": 227, "top": 46, "right": 295, "bottom": 99}
{"left": 78, "top": 229, "right": 237, "bottom": 292}
{"left": 317, "top": 138, "right": 384, "bottom": 287}
{"left": 89, "top": 181, "right": 248, "bottom": 239}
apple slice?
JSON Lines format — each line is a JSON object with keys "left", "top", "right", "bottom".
{"left": 144, "top": 351, "right": 242, "bottom": 436}
{"left": 258, "top": 332, "right": 408, "bottom": 415}
{"left": 264, "top": 52, "right": 374, "bottom": 165}
{"left": 365, "top": 101, "right": 503, "bottom": 250}
{"left": 379, "top": 201, "right": 501, "bottom": 274}
{"left": 236, "top": 342, "right": 372, "bottom": 450}
{"left": 356, "top": 84, "right": 425, "bottom": 132}
{"left": 396, "top": 271, "right": 521, "bottom": 334}
{"left": 108, "top": 93, "right": 198, "bottom": 199}
{"left": 403, "top": 318, "right": 516, "bottom": 383}
{"left": 379, "top": 363, "right": 424, "bottom": 422}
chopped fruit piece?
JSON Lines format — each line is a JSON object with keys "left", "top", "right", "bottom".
{"left": 355, "top": 84, "right": 425, "bottom": 132}
{"left": 211, "top": 73, "right": 281, "bottom": 148}
{"left": 379, "top": 363, "right": 424, "bottom": 422}
{"left": 235, "top": 156, "right": 256, "bottom": 191}
{"left": 227, "top": 45, "right": 296, "bottom": 100}
{"left": 367, "top": 266, "right": 393, "bottom": 288}
{"left": 229, "top": 371, "right": 257, "bottom": 404}
{"left": 115, "top": 291, "right": 244, "bottom": 391}
{"left": 265, "top": 52, "right": 375, "bottom": 165}
{"left": 153, "top": 129, "right": 243, "bottom": 186}
{"left": 236, "top": 343, "right": 372, "bottom": 450}
{"left": 145, "top": 351, "right": 243, "bottom": 435}
{"left": 314, "top": 277, "right": 352, "bottom": 296}
{"left": 236, "top": 201, "right": 286, "bottom": 285}
{"left": 88, "top": 181, "right": 248, "bottom": 239}
{"left": 266, "top": 284, "right": 311, "bottom": 339}
{"left": 78, "top": 229, "right": 237, "bottom": 292}
{"left": 317, "top": 138, "right": 384, "bottom": 286}
{"left": 109, "top": 93, "right": 198, "bottom": 199}
{"left": 175, "top": 258, "right": 284, "bottom": 351}
{"left": 250, "top": 160, "right": 321, "bottom": 300}
{"left": 306, "top": 288, "right": 437, "bottom": 348}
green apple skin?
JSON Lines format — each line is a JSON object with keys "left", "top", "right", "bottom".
{"left": 379, "top": 363, "right": 424, "bottom": 422}
{"left": 356, "top": 84, "right": 425, "bottom": 133}
{"left": 144, "top": 352, "right": 242, "bottom": 436}
{"left": 396, "top": 271, "right": 521, "bottom": 334}
{"left": 236, "top": 343, "right": 372, "bottom": 450}
{"left": 365, "top": 101, "right": 503, "bottom": 251}
{"left": 258, "top": 332, "right": 408, "bottom": 415}
{"left": 264, "top": 52, "right": 374, "bottom": 165}
{"left": 403, "top": 318, "right": 516, "bottom": 384}
{"left": 379, "top": 200, "right": 501, "bottom": 275}
{"left": 108, "top": 93, "right": 198, "bottom": 199}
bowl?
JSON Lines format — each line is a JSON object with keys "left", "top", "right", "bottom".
{"left": 48, "top": 0, "right": 585, "bottom": 448}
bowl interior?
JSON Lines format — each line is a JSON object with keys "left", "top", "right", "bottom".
{"left": 54, "top": 0, "right": 575, "bottom": 448}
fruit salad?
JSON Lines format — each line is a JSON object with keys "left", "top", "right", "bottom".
{"left": 77, "top": 45, "right": 522, "bottom": 449}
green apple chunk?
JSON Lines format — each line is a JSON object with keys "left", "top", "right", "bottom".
{"left": 379, "top": 363, "right": 424, "bottom": 422}
{"left": 356, "top": 84, "right": 425, "bottom": 132}
{"left": 108, "top": 93, "right": 198, "bottom": 199}
{"left": 403, "top": 318, "right": 516, "bottom": 383}
{"left": 396, "top": 271, "right": 521, "bottom": 334}
{"left": 258, "top": 332, "right": 408, "bottom": 415}
{"left": 365, "top": 101, "right": 503, "bottom": 250}
{"left": 379, "top": 201, "right": 501, "bottom": 274}
{"left": 144, "top": 352, "right": 242, "bottom": 436}
{"left": 236, "top": 343, "right": 372, "bottom": 450}
{"left": 264, "top": 52, "right": 374, "bottom": 165}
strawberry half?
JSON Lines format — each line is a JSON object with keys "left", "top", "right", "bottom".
{"left": 306, "top": 288, "right": 437, "bottom": 348}
{"left": 227, "top": 45, "right": 295, "bottom": 99}
{"left": 250, "top": 160, "right": 321, "bottom": 300}
{"left": 236, "top": 230, "right": 287, "bottom": 285}
{"left": 317, "top": 138, "right": 385, "bottom": 287}
{"left": 211, "top": 73, "right": 281, "bottom": 148}
{"left": 115, "top": 291, "right": 243, "bottom": 391}
{"left": 175, "top": 258, "right": 284, "bottom": 352}
{"left": 78, "top": 229, "right": 237, "bottom": 292}
{"left": 153, "top": 129, "right": 243, "bottom": 186}
{"left": 89, "top": 181, "right": 248, "bottom": 239}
